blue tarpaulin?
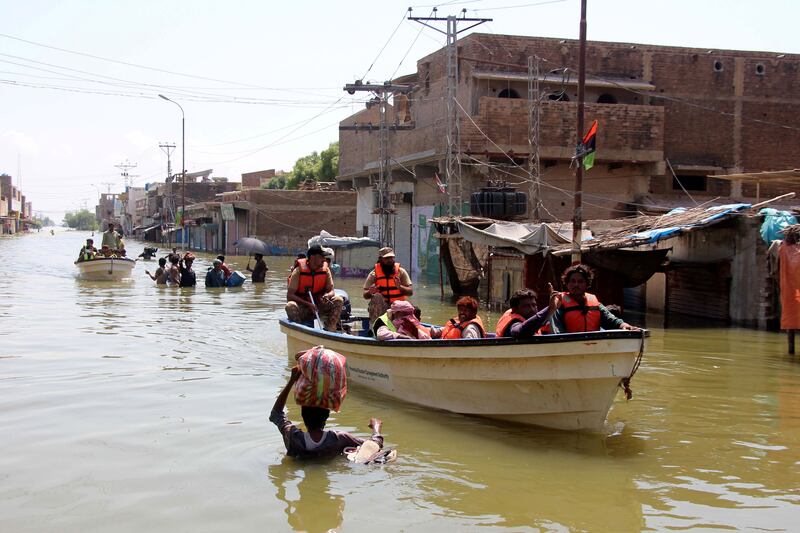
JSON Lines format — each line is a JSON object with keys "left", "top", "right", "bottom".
{"left": 759, "top": 208, "right": 797, "bottom": 243}
{"left": 625, "top": 203, "right": 752, "bottom": 244}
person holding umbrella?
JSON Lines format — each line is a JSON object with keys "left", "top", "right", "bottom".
{"left": 235, "top": 237, "right": 271, "bottom": 283}
{"left": 247, "top": 253, "right": 269, "bottom": 283}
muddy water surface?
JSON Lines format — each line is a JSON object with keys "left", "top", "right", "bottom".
{"left": 1, "top": 230, "right": 799, "bottom": 532}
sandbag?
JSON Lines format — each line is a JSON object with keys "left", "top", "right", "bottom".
{"left": 294, "top": 345, "right": 347, "bottom": 412}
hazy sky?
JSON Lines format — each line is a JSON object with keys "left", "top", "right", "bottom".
{"left": 2, "top": 0, "right": 798, "bottom": 220}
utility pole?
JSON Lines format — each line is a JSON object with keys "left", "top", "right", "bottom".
{"left": 114, "top": 160, "right": 138, "bottom": 188}
{"left": 114, "top": 161, "right": 138, "bottom": 235}
{"left": 409, "top": 8, "right": 491, "bottom": 217}
{"left": 159, "top": 142, "right": 176, "bottom": 181}
{"left": 572, "top": 0, "right": 588, "bottom": 263}
{"left": 527, "top": 55, "right": 542, "bottom": 221}
{"left": 341, "top": 81, "right": 413, "bottom": 247}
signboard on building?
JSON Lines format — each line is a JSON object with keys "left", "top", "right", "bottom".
{"left": 220, "top": 203, "right": 235, "bottom": 221}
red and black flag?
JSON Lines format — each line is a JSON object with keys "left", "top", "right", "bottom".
{"left": 580, "top": 119, "right": 598, "bottom": 171}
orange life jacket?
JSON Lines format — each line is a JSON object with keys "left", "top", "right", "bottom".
{"left": 441, "top": 315, "right": 485, "bottom": 339}
{"left": 495, "top": 309, "right": 526, "bottom": 337}
{"left": 295, "top": 258, "right": 329, "bottom": 298}
{"left": 374, "top": 262, "right": 406, "bottom": 303}
{"left": 561, "top": 292, "right": 602, "bottom": 332}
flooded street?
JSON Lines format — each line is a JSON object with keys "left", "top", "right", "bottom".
{"left": 2, "top": 230, "right": 799, "bottom": 532}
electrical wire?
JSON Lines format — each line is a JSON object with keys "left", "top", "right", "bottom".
{"left": 361, "top": 10, "right": 409, "bottom": 81}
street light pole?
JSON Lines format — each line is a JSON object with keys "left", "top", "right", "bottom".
{"left": 158, "top": 94, "right": 186, "bottom": 249}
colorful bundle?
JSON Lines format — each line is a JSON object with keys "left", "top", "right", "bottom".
{"left": 294, "top": 345, "right": 348, "bottom": 412}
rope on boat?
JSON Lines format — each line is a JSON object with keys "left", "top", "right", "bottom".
{"left": 620, "top": 331, "right": 646, "bottom": 400}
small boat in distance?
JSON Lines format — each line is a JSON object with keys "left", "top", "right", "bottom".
{"left": 74, "top": 257, "right": 136, "bottom": 281}
{"left": 280, "top": 319, "right": 647, "bottom": 431}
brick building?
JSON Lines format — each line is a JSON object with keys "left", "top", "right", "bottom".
{"left": 216, "top": 188, "right": 357, "bottom": 255}
{"left": 1, "top": 174, "right": 35, "bottom": 234}
{"left": 241, "top": 169, "right": 282, "bottom": 189}
{"left": 338, "top": 33, "right": 800, "bottom": 273}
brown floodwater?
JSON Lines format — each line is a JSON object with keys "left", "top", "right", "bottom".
{"left": 1, "top": 230, "right": 799, "bottom": 532}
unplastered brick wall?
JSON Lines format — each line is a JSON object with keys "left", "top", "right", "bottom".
{"left": 460, "top": 98, "right": 664, "bottom": 156}
{"left": 243, "top": 189, "right": 357, "bottom": 251}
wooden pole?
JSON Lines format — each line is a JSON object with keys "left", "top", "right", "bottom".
{"left": 571, "top": 0, "right": 587, "bottom": 264}
{"left": 439, "top": 242, "right": 445, "bottom": 299}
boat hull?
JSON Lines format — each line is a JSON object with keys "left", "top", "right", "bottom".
{"left": 280, "top": 320, "right": 646, "bottom": 431}
{"left": 74, "top": 258, "right": 136, "bottom": 281}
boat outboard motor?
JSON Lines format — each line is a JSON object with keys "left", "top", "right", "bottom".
{"left": 334, "top": 288, "right": 351, "bottom": 321}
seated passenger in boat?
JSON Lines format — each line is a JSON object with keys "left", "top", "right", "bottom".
{"left": 551, "top": 264, "right": 638, "bottom": 333}
{"left": 363, "top": 247, "right": 413, "bottom": 327}
{"left": 77, "top": 238, "right": 97, "bottom": 262}
{"left": 441, "top": 296, "right": 485, "bottom": 339}
{"left": 285, "top": 245, "right": 344, "bottom": 332}
{"left": 98, "top": 245, "right": 117, "bottom": 258}
{"left": 270, "top": 366, "right": 384, "bottom": 459}
{"left": 495, "top": 287, "right": 557, "bottom": 338}
{"left": 373, "top": 300, "right": 433, "bottom": 340}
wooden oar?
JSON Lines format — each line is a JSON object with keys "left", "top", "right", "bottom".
{"left": 307, "top": 291, "right": 324, "bottom": 330}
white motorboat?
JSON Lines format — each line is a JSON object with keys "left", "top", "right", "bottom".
{"left": 280, "top": 319, "right": 647, "bottom": 431}
{"left": 74, "top": 257, "right": 136, "bottom": 281}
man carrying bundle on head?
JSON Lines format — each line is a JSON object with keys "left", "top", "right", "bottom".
{"left": 270, "top": 346, "right": 389, "bottom": 461}
{"left": 362, "top": 247, "right": 413, "bottom": 326}
{"left": 285, "top": 245, "right": 343, "bottom": 332}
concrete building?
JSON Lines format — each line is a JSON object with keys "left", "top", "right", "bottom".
{"left": 338, "top": 33, "right": 800, "bottom": 274}
{"left": 216, "top": 188, "right": 357, "bottom": 255}
{"left": 96, "top": 193, "right": 121, "bottom": 230}
{"left": 130, "top": 172, "right": 240, "bottom": 244}
{"left": 120, "top": 186, "right": 146, "bottom": 235}
{"left": 1, "top": 174, "right": 24, "bottom": 234}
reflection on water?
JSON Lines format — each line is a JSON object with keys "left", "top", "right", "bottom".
{"left": 269, "top": 459, "right": 345, "bottom": 533}
{"left": 0, "top": 230, "right": 799, "bottom": 532}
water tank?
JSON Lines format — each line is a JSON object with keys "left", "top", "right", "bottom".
{"left": 470, "top": 187, "right": 528, "bottom": 219}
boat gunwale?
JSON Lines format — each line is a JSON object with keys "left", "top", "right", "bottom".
{"left": 279, "top": 318, "right": 648, "bottom": 348}
{"left": 74, "top": 257, "right": 137, "bottom": 267}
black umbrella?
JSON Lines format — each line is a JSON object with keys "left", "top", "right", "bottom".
{"left": 233, "top": 237, "right": 270, "bottom": 255}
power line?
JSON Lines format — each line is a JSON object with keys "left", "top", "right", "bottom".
{"left": 0, "top": 32, "right": 335, "bottom": 93}
{"left": 361, "top": 10, "right": 409, "bottom": 81}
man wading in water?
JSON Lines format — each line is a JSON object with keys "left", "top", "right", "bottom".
{"left": 270, "top": 366, "right": 384, "bottom": 459}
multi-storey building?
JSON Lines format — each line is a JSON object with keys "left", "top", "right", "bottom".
{"left": 338, "top": 33, "right": 800, "bottom": 272}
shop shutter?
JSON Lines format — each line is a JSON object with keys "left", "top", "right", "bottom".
{"left": 666, "top": 261, "right": 731, "bottom": 322}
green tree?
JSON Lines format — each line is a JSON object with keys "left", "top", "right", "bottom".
{"left": 63, "top": 209, "right": 99, "bottom": 231}
{"left": 263, "top": 175, "right": 286, "bottom": 189}
{"left": 279, "top": 141, "right": 339, "bottom": 189}
{"left": 318, "top": 141, "right": 339, "bottom": 181}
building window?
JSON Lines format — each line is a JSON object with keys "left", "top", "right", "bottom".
{"left": 755, "top": 63, "right": 766, "bottom": 75}
{"left": 498, "top": 88, "right": 521, "bottom": 99}
{"left": 548, "top": 91, "right": 570, "bottom": 102}
{"left": 713, "top": 60, "right": 723, "bottom": 72}
{"left": 673, "top": 175, "right": 707, "bottom": 191}
{"left": 597, "top": 93, "right": 617, "bottom": 104}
